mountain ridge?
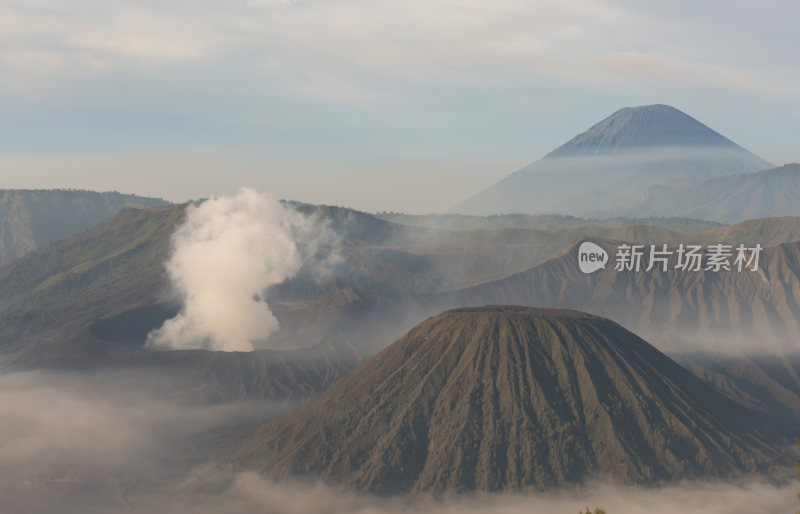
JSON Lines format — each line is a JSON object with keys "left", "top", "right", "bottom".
{"left": 446, "top": 240, "right": 800, "bottom": 354}
{"left": 605, "top": 163, "right": 800, "bottom": 222}
{"left": 5, "top": 198, "right": 800, "bottom": 355}
{"left": 0, "top": 189, "right": 169, "bottom": 266}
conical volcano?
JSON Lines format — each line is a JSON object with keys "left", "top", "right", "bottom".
{"left": 451, "top": 105, "right": 772, "bottom": 216}
{"left": 231, "top": 306, "right": 786, "bottom": 495}
{"left": 546, "top": 104, "right": 744, "bottom": 157}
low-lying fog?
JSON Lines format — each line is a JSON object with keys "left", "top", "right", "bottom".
{"left": 0, "top": 370, "right": 795, "bottom": 514}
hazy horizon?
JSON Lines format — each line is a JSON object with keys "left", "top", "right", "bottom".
{"left": 1, "top": 1, "right": 799, "bottom": 213}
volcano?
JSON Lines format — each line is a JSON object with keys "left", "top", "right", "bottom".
{"left": 230, "top": 306, "right": 786, "bottom": 495}
{"left": 451, "top": 105, "right": 772, "bottom": 216}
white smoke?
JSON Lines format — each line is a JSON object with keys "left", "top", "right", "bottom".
{"left": 147, "top": 188, "right": 338, "bottom": 351}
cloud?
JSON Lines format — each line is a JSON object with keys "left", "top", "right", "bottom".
{"left": 0, "top": 369, "right": 290, "bottom": 514}
{"left": 248, "top": 0, "right": 296, "bottom": 5}
{"left": 64, "top": 9, "right": 219, "bottom": 62}
{"left": 147, "top": 188, "right": 340, "bottom": 351}
{"left": 1, "top": 49, "right": 66, "bottom": 72}
{"left": 1, "top": 0, "right": 796, "bottom": 99}
{"left": 220, "top": 476, "right": 799, "bottom": 514}
{"left": 594, "top": 51, "right": 797, "bottom": 95}
{"left": 67, "top": 28, "right": 205, "bottom": 62}
{"left": 0, "top": 369, "right": 796, "bottom": 514}
{"left": 1, "top": 0, "right": 798, "bottom": 203}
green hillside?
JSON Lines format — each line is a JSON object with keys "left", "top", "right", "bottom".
{"left": 0, "top": 204, "right": 185, "bottom": 351}
{"left": 0, "top": 189, "right": 169, "bottom": 266}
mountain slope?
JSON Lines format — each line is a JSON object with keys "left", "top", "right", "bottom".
{"left": 231, "top": 307, "right": 787, "bottom": 495}
{"left": 446, "top": 241, "right": 800, "bottom": 354}
{"left": 546, "top": 104, "right": 746, "bottom": 156}
{"left": 0, "top": 189, "right": 169, "bottom": 266}
{"left": 451, "top": 105, "right": 772, "bottom": 216}
{"left": 5, "top": 200, "right": 800, "bottom": 357}
{"left": 0, "top": 205, "right": 186, "bottom": 351}
{"left": 6, "top": 311, "right": 365, "bottom": 404}
{"left": 0, "top": 200, "right": 463, "bottom": 352}
{"left": 0, "top": 202, "right": 435, "bottom": 351}
{"left": 279, "top": 233, "right": 800, "bottom": 357}
{"left": 617, "top": 164, "right": 800, "bottom": 223}
{"left": 376, "top": 212, "right": 723, "bottom": 232}
{"left": 677, "top": 352, "right": 800, "bottom": 421}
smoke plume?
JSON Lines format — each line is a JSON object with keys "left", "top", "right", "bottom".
{"left": 147, "top": 188, "right": 338, "bottom": 351}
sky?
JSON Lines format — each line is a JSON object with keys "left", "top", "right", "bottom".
{"left": 1, "top": 0, "right": 798, "bottom": 213}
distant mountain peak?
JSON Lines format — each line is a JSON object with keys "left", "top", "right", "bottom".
{"left": 449, "top": 104, "right": 772, "bottom": 216}
{"left": 544, "top": 104, "right": 739, "bottom": 158}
